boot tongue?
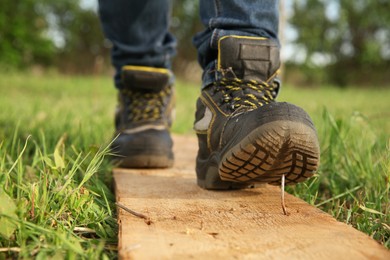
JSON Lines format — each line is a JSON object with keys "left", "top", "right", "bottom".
{"left": 121, "top": 66, "right": 171, "bottom": 92}
{"left": 218, "top": 36, "right": 280, "bottom": 82}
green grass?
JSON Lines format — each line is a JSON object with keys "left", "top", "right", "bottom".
{"left": 279, "top": 85, "right": 390, "bottom": 247}
{"left": 0, "top": 73, "right": 389, "bottom": 259}
{"left": 0, "top": 73, "right": 117, "bottom": 259}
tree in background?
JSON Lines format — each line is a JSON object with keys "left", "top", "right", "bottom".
{"left": 0, "top": 0, "right": 109, "bottom": 73}
{"left": 43, "top": 1, "right": 110, "bottom": 74}
{"left": 289, "top": 0, "right": 390, "bottom": 86}
{"left": 0, "top": 0, "right": 55, "bottom": 68}
{"left": 0, "top": 0, "right": 199, "bottom": 75}
{"left": 2, "top": 0, "right": 389, "bottom": 86}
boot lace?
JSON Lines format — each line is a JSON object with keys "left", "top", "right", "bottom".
{"left": 121, "top": 86, "right": 171, "bottom": 122}
{"left": 214, "top": 78, "right": 278, "bottom": 111}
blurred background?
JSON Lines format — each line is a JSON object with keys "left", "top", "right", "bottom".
{"left": 0, "top": 1, "right": 389, "bottom": 257}
{"left": 1, "top": 0, "right": 389, "bottom": 87}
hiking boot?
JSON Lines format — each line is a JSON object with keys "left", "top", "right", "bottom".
{"left": 111, "top": 65, "right": 175, "bottom": 168}
{"left": 194, "top": 36, "right": 320, "bottom": 189}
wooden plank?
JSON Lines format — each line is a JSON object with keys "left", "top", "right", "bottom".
{"left": 114, "top": 135, "right": 389, "bottom": 259}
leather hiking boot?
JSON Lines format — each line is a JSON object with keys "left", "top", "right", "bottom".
{"left": 111, "top": 65, "right": 175, "bottom": 168}
{"left": 194, "top": 36, "right": 320, "bottom": 189}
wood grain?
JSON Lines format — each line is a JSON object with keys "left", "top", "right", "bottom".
{"left": 114, "top": 135, "right": 389, "bottom": 259}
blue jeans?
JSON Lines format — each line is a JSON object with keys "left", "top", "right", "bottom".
{"left": 98, "top": 0, "right": 279, "bottom": 88}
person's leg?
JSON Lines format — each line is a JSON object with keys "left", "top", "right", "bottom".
{"left": 98, "top": 0, "right": 176, "bottom": 168}
{"left": 194, "top": 0, "right": 279, "bottom": 86}
{"left": 193, "top": 0, "right": 320, "bottom": 189}
{"left": 98, "top": 0, "right": 176, "bottom": 88}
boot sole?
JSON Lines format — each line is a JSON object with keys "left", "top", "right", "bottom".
{"left": 219, "top": 120, "right": 320, "bottom": 186}
{"left": 197, "top": 165, "right": 255, "bottom": 190}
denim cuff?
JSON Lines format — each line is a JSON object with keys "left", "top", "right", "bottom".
{"left": 201, "top": 60, "right": 217, "bottom": 89}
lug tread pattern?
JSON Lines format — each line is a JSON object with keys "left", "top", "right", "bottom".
{"left": 219, "top": 122, "right": 320, "bottom": 186}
